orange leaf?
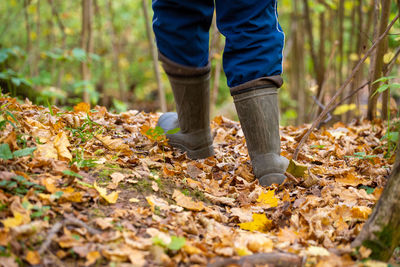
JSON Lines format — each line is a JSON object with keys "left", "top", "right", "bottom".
{"left": 172, "top": 189, "right": 204, "bottom": 211}
{"left": 73, "top": 102, "right": 90, "bottom": 113}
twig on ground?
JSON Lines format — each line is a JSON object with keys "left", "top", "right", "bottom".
{"left": 64, "top": 217, "right": 101, "bottom": 236}
{"left": 38, "top": 217, "right": 101, "bottom": 255}
{"left": 293, "top": 14, "right": 400, "bottom": 160}
{"left": 38, "top": 221, "right": 63, "bottom": 254}
{"left": 208, "top": 252, "right": 304, "bottom": 267}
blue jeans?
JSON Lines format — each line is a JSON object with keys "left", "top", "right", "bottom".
{"left": 152, "top": 0, "right": 285, "bottom": 88}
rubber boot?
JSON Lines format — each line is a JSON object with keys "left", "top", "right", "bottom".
{"left": 156, "top": 53, "right": 214, "bottom": 159}
{"left": 231, "top": 77, "right": 289, "bottom": 186}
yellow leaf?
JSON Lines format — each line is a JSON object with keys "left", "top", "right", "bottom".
{"left": 34, "top": 143, "right": 58, "bottom": 160}
{"left": 257, "top": 190, "right": 278, "bottom": 208}
{"left": 85, "top": 251, "right": 101, "bottom": 266}
{"left": 333, "top": 104, "right": 356, "bottom": 115}
{"left": 238, "top": 214, "right": 272, "bottom": 233}
{"left": 43, "top": 178, "right": 58, "bottom": 193}
{"left": 286, "top": 159, "right": 307, "bottom": 178}
{"left": 94, "top": 182, "right": 119, "bottom": 204}
{"left": 1, "top": 212, "right": 25, "bottom": 228}
{"left": 351, "top": 206, "right": 372, "bottom": 220}
{"left": 25, "top": 251, "right": 41, "bottom": 265}
{"left": 73, "top": 102, "right": 90, "bottom": 113}
{"left": 172, "top": 189, "right": 204, "bottom": 211}
{"left": 235, "top": 246, "right": 252, "bottom": 256}
{"left": 54, "top": 132, "right": 72, "bottom": 161}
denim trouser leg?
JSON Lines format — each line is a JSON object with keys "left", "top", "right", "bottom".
{"left": 152, "top": 0, "right": 285, "bottom": 87}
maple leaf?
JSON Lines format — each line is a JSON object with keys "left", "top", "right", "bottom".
{"left": 94, "top": 182, "right": 119, "bottom": 204}
{"left": 238, "top": 213, "right": 272, "bottom": 233}
{"left": 257, "top": 190, "right": 278, "bottom": 208}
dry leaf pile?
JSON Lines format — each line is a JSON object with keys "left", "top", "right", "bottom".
{"left": 0, "top": 96, "right": 394, "bottom": 266}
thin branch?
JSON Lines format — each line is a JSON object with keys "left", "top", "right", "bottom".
{"left": 330, "top": 81, "right": 369, "bottom": 113}
{"left": 38, "top": 217, "right": 101, "bottom": 255}
{"left": 293, "top": 14, "right": 400, "bottom": 160}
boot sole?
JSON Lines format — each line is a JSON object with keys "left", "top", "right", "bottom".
{"left": 259, "top": 173, "right": 286, "bottom": 186}
{"left": 169, "top": 141, "right": 214, "bottom": 160}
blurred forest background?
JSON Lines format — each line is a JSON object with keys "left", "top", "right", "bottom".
{"left": 0, "top": 0, "right": 399, "bottom": 126}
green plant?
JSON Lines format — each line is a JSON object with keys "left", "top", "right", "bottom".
{"left": 152, "top": 235, "right": 186, "bottom": 252}
{"left": 0, "top": 103, "right": 18, "bottom": 130}
{"left": 0, "top": 143, "right": 36, "bottom": 160}
{"left": 67, "top": 113, "right": 104, "bottom": 144}
{"left": 372, "top": 76, "right": 400, "bottom": 158}
{"left": 70, "top": 148, "right": 97, "bottom": 169}
{"left": 345, "top": 152, "right": 378, "bottom": 162}
{"left": 0, "top": 175, "right": 45, "bottom": 196}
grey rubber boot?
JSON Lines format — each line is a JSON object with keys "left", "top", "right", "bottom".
{"left": 231, "top": 77, "right": 289, "bottom": 186}
{"left": 156, "top": 53, "right": 214, "bottom": 159}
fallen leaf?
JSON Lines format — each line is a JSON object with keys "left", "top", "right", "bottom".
{"left": 286, "top": 159, "right": 308, "bottom": 178}
{"left": 54, "top": 132, "right": 72, "bottom": 161}
{"left": 172, "top": 189, "right": 204, "bottom": 211}
{"left": 85, "top": 251, "right": 101, "bottom": 266}
{"left": 351, "top": 206, "right": 372, "bottom": 220}
{"left": 257, "top": 190, "right": 278, "bottom": 208}
{"left": 25, "top": 251, "right": 41, "bottom": 265}
{"left": 238, "top": 213, "right": 272, "bottom": 233}
{"left": 108, "top": 172, "right": 125, "bottom": 189}
{"left": 73, "top": 102, "right": 90, "bottom": 113}
{"left": 2, "top": 212, "right": 25, "bottom": 228}
{"left": 34, "top": 143, "right": 58, "bottom": 160}
{"left": 94, "top": 182, "right": 119, "bottom": 204}
{"left": 129, "top": 198, "right": 140, "bottom": 203}
{"left": 95, "top": 134, "right": 133, "bottom": 156}
{"left": 152, "top": 181, "right": 159, "bottom": 192}
{"left": 304, "top": 246, "right": 330, "bottom": 257}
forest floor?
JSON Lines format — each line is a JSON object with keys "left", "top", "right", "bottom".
{"left": 0, "top": 96, "right": 398, "bottom": 266}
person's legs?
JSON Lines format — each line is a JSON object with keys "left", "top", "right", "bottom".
{"left": 215, "top": 0, "right": 285, "bottom": 87}
{"left": 152, "top": 0, "right": 215, "bottom": 159}
{"left": 216, "top": 0, "right": 288, "bottom": 186}
{"left": 152, "top": 0, "right": 214, "bottom": 68}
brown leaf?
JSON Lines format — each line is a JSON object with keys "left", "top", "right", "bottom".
{"left": 95, "top": 134, "right": 133, "bottom": 156}
{"left": 173, "top": 189, "right": 204, "bottom": 211}
{"left": 54, "top": 132, "right": 72, "bottom": 161}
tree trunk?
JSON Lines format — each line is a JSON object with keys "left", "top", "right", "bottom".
{"left": 108, "top": 0, "right": 125, "bottom": 100}
{"left": 81, "top": 0, "right": 93, "bottom": 104}
{"left": 367, "top": 0, "right": 390, "bottom": 120}
{"left": 352, "top": 136, "right": 400, "bottom": 261}
{"left": 32, "top": 0, "right": 41, "bottom": 77}
{"left": 23, "top": 0, "right": 33, "bottom": 77}
{"left": 291, "top": 0, "right": 306, "bottom": 125}
{"left": 337, "top": 0, "right": 344, "bottom": 86}
{"left": 48, "top": 0, "right": 66, "bottom": 89}
{"left": 142, "top": 0, "right": 167, "bottom": 112}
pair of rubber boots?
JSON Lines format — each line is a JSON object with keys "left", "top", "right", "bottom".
{"left": 157, "top": 54, "right": 289, "bottom": 186}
